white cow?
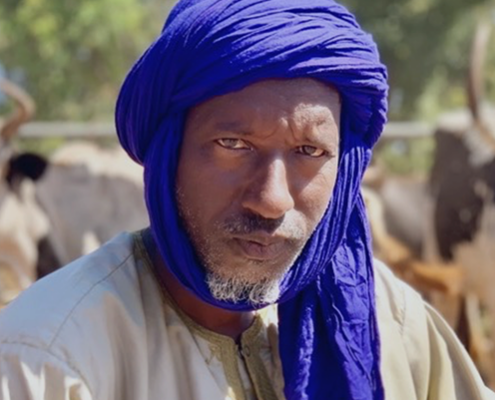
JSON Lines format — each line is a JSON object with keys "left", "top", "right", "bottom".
{"left": 35, "top": 141, "right": 148, "bottom": 270}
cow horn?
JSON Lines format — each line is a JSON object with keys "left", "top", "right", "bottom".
{"left": 0, "top": 78, "right": 36, "bottom": 142}
{"left": 467, "top": 17, "right": 495, "bottom": 153}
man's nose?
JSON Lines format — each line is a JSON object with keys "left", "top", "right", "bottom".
{"left": 241, "top": 158, "right": 295, "bottom": 219}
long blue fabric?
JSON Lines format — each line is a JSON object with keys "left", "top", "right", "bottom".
{"left": 115, "top": 1, "right": 388, "bottom": 398}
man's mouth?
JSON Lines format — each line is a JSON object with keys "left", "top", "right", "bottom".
{"left": 232, "top": 235, "right": 286, "bottom": 260}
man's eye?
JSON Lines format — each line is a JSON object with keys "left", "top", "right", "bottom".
{"left": 297, "top": 145, "right": 327, "bottom": 158}
{"left": 216, "top": 138, "right": 250, "bottom": 150}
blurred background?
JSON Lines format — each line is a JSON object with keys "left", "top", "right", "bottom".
{"left": 1, "top": 0, "right": 495, "bottom": 389}
{"left": 1, "top": 0, "right": 493, "bottom": 167}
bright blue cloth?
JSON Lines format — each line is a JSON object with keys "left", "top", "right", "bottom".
{"left": 115, "top": 1, "right": 388, "bottom": 398}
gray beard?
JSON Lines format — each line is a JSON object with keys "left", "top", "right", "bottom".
{"left": 175, "top": 187, "right": 300, "bottom": 306}
{"left": 206, "top": 271, "right": 281, "bottom": 306}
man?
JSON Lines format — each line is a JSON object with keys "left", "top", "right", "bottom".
{"left": 0, "top": 0, "right": 493, "bottom": 399}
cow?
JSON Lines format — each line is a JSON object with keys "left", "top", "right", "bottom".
{"left": 2, "top": 142, "right": 150, "bottom": 295}
{"left": 0, "top": 81, "right": 149, "bottom": 308}
{"left": 363, "top": 19, "right": 495, "bottom": 386}
{"left": 0, "top": 77, "right": 42, "bottom": 305}
{"left": 32, "top": 141, "right": 149, "bottom": 275}
{"left": 426, "top": 19, "right": 495, "bottom": 383}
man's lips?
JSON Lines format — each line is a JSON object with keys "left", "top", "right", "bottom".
{"left": 232, "top": 235, "right": 286, "bottom": 260}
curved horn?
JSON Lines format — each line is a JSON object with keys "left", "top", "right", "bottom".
{"left": 0, "top": 78, "right": 36, "bottom": 142}
{"left": 467, "top": 19, "right": 491, "bottom": 122}
{"left": 467, "top": 18, "right": 495, "bottom": 153}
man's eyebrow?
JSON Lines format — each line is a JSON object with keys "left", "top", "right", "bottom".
{"left": 213, "top": 121, "right": 252, "bottom": 135}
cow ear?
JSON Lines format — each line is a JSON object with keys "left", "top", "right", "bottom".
{"left": 5, "top": 153, "right": 48, "bottom": 187}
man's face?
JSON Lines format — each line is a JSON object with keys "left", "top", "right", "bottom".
{"left": 176, "top": 78, "right": 340, "bottom": 304}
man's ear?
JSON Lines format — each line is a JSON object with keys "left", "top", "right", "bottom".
{"left": 5, "top": 153, "right": 48, "bottom": 188}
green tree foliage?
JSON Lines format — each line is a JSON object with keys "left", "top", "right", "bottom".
{"left": 337, "top": 0, "right": 495, "bottom": 175}
{"left": 0, "top": 0, "right": 174, "bottom": 119}
{"left": 341, "top": 0, "right": 494, "bottom": 119}
{"left": 0, "top": 0, "right": 494, "bottom": 122}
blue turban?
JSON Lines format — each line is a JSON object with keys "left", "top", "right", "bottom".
{"left": 115, "top": 0, "right": 388, "bottom": 399}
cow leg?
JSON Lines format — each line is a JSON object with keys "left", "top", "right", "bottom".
{"left": 460, "top": 294, "right": 495, "bottom": 388}
{"left": 36, "top": 236, "right": 62, "bottom": 279}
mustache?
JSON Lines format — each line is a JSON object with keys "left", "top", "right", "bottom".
{"left": 221, "top": 212, "right": 305, "bottom": 239}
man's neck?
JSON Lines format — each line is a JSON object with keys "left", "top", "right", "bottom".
{"left": 142, "top": 229, "right": 255, "bottom": 341}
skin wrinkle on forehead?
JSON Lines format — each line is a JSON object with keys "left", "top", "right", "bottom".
{"left": 186, "top": 80, "right": 341, "bottom": 152}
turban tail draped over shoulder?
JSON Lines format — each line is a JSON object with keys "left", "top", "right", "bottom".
{"left": 115, "top": 0, "right": 388, "bottom": 399}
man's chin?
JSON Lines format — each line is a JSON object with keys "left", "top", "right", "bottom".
{"left": 205, "top": 270, "right": 282, "bottom": 306}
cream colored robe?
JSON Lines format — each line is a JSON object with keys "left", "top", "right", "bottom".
{"left": 0, "top": 232, "right": 493, "bottom": 400}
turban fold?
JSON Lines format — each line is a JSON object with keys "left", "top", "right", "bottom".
{"left": 115, "top": 1, "right": 388, "bottom": 399}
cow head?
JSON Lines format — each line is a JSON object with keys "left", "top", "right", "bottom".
{"left": 4, "top": 152, "right": 47, "bottom": 192}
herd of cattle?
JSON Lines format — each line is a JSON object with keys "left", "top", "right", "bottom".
{"left": 1, "top": 21, "right": 495, "bottom": 386}
{"left": 363, "top": 20, "right": 495, "bottom": 386}
{"left": 0, "top": 78, "right": 148, "bottom": 304}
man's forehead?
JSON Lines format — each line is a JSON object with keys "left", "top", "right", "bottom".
{"left": 186, "top": 78, "right": 341, "bottom": 127}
